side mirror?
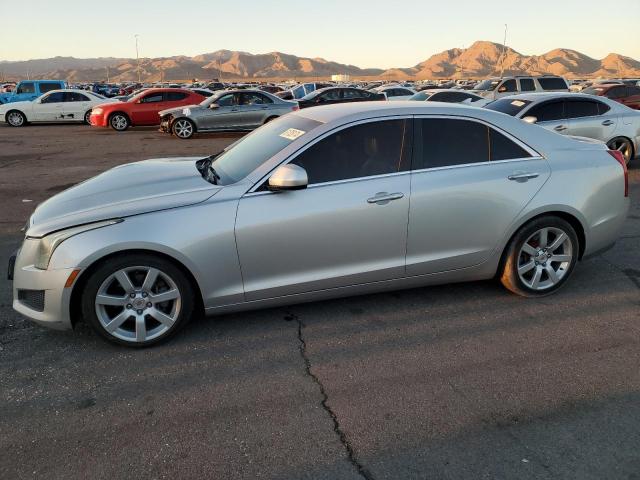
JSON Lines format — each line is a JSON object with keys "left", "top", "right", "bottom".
{"left": 522, "top": 116, "right": 538, "bottom": 124}
{"left": 209, "top": 103, "right": 220, "bottom": 109}
{"left": 268, "top": 164, "right": 308, "bottom": 191}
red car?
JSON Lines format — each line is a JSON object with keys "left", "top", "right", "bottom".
{"left": 90, "top": 88, "right": 205, "bottom": 131}
{"left": 583, "top": 83, "right": 640, "bottom": 110}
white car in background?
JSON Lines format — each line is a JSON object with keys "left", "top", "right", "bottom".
{"left": 374, "top": 85, "right": 417, "bottom": 101}
{"left": 0, "top": 89, "right": 117, "bottom": 127}
{"left": 409, "top": 89, "right": 489, "bottom": 106}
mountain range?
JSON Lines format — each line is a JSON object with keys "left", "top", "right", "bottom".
{"left": 1, "top": 41, "right": 639, "bottom": 82}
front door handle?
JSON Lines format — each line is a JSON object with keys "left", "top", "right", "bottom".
{"left": 367, "top": 192, "right": 404, "bottom": 205}
{"left": 602, "top": 119, "right": 614, "bottom": 126}
{"left": 508, "top": 172, "right": 540, "bottom": 182}
{"left": 554, "top": 125, "right": 567, "bottom": 132}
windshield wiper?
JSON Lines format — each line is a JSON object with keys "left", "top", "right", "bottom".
{"left": 196, "top": 153, "right": 221, "bottom": 185}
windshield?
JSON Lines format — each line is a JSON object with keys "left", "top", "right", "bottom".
{"left": 474, "top": 79, "right": 501, "bottom": 91}
{"left": 484, "top": 98, "right": 533, "bottom": 116}
{"left": 209, "top": 115, "right": 322, "bottom": 185}
{"left": 409, "top": 92, "right": 432, "bottom": 101}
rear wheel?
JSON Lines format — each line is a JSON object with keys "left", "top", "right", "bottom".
{"left": 81, "top": 253, "right": 195, "bottom": 347}
{"left": 6, "top": 110, "right": 26, "bottom": 127}
{"left": 109, "top": 112, "right": 130, "bottom": 131}
{"left": 500, "top": 216, "right": 579, "bottom": 297}
{"left": 607, "top": 137, "right": 634, "bottom": 165}
{"left": 172, "top": 118, "right": 195, "bottom": 139}
{"left": 84, "top": 110, "right": 92, "bottom": 125}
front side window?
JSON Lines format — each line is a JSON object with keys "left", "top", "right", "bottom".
{"left": 499, "top": 79, "right": 517, "bottom": 93}
{"left": 140, "top": 93, "right": 164, "bottom": 103}
{"left": 566, "top": 100, "right": 600, "bottom": 118}
{"left": 526, "top": 101, "right": 565, "bottom": 122}
{"left": 291, "top": 119, "right": 411, "bottom": 185}
{"left": 17, "top": 82, "right": 35, "bottom": 94}
{"left": 343, "top": 89, "right": 366, "bottom": 99}
{"left": 40, "top": 82, "right": 62, "bottom": 93}
{"left": 216, "top": 93, "right": 237, "bottom": 107}
{"left": 538, "top": 77, "right": 568, "bottom": 90}
{"left": 319, "top": 89, "right": 341, "bottom": 101}
{"left": 606, "top": 86, "right": 626, "bottom": 99}
{"left": 474, "top": 79, "right": 501, "bottom": 91}
{"left": 40, "top": 92, "right": 65, "bottom": 103}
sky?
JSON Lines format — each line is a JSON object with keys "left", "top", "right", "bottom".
{"left": 1, "top": 0, "right": 639, "bottom": 68}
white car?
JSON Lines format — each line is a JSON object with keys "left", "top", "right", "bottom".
{"left": 409, "top": 89, "right": 490, "bottom": 107}
{"left": 374, "top": 85, "right": 417, "bottom": 101}
{"left": 0, "top": 89, "right": 117, "bottom": 127}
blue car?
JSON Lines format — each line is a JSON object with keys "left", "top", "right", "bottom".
{"left": 0, "top": 80, "right": 67, "bottom": 104}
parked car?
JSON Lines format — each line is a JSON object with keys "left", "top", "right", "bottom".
{"left": 159, "top": 89, "right": 298, "bottom": 139}
{"left": 0, "top": 80, "right": 66, "bottom": 104}
{"left": 90, "top": 88, "right": 206, "bottom": 131}
{"left": 10, "top": 102, "right": 629, "bottom": 346}
{"left": 188, "top": 88, "right": 216, "bottom": 98}
{"left": 582, "top": 83, "right": 640, "bottom": 110}
{"left": 373, "top": 85, "right": 417, "bottom": 100}
{"left": 484, "top": 92, "right": 640, "bottom": 164}
{"left": 471, "top": 75, "right": 569, "bottom": 101}
{"left": 0, "top": 89, "right": 117, "bottom": 127}
{"left": 297, "top": 87, "right": 384, "bottom": 109}
{"left": 409, "top": 89, "right": 489, "bottom": 106}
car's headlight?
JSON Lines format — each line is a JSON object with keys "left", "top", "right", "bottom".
{"left": 30, "top": 219, "right": 122, "bottom": 270}
{"left": 92, "top": 108, "right": 103, "bottom": 115}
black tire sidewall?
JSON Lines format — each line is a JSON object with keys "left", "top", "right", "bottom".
{"left": 504, "top": 216, "right": 579, "bottom": 296}
{"left": 80, "top": 253, "right": 195, "bottom": 347}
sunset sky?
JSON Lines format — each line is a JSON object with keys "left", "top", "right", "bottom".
{"left": 2, "top": 0, "right": 639, "bottom": 68}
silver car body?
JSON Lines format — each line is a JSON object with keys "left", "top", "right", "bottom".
{"left": 12, "top": 102, "right": 629, "bottom": 330}
{"left": 486, "top": 92, "right": 640, "bottom": 161}
{"left": 159, "top": 89, "right": 298, "bottom": 133}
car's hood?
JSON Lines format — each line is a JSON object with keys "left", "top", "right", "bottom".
{"left": 0, "top": 100, "right": 33, "bottom": 111}
{"left": 159, "top": 104, "right": 204, "bottom": 116}
{"left": 27, "top": 157, "right": 221, "bottom": 237}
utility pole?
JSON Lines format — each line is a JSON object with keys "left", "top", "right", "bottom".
{"left": 105, "top": 66, "right": 110, "bottom": 83}
{"left": 499, "top": 24, "right": 508, "bottom": 78}
{"left": 135, "top": 34, "right": 141, "bottom": 83}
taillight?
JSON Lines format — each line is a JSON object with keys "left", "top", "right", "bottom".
{"left": 607, "top": 149, "right": 628, "bottom": 197}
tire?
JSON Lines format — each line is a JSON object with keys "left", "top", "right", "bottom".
{"left": 84, "top": 110, "right": 92, "bottom": 125}
{"left": 80, "top": 253, "right": 195, "bottom": 347}
{"left": 607, "top": 137, "right": 634, "bottom": 165}
{"left": 109, "top": 112, "right": 130, "bottom": 131}
{"left": 6, "top": 110, "right": 26, "bottom": 127}
{"left": 172, "top": 118, "right": 195, "bottom": 139}
{"left": 499, "top": 216, "right": 579, "bottom": 297}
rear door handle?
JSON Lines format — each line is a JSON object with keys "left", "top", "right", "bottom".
{"left": 367, "top": 192, "right": 404, "bottom": 204}
{"left": 602, "top": 119, "right": 614, "bottom": 126}
{"left": 554, "top": 125, "right": 567, "bottom": 132}
{"left": 508, "top": 172, "right": 539, "bottom": 182}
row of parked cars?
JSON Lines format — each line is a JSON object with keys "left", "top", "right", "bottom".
{"left": 1, "top": 75, "right": 639, "bottom": 165}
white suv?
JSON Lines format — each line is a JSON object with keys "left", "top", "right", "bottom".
{"left": 472, "top": 76, "right": 569, "bottom": 100}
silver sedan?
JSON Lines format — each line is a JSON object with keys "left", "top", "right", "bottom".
{"left": 11, "top": 102, "right": 629, "bottom": 346}
{"left": 159, "top": 89, "right": 298, "bottom": 139}
{"left": 485, "top": 92, "right": 640, "bottom": 164}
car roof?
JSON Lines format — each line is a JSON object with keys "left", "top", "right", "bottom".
{"left": 497, "top": 92, "right": 602, "bottom": 102}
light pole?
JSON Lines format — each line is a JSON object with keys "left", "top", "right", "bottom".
{"left": 499, "top": 24, "right": 508, "bottom": 78}
{"left": 135, "top": 34, "right": 141, "bottom": 83}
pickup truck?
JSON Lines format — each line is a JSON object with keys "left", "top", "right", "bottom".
{"left": 0, "top": 80, "right": 67, "bottom": 104}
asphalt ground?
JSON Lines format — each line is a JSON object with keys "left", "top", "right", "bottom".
{"left": 1, "top": 124, "right": 639, "bottom": 480}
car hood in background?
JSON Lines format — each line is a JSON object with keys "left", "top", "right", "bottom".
{"left": 27, "top": 157, "right": 221, "bottom": 237}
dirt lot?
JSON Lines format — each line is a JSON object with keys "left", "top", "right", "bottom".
{"left": 1, "top": 124, "right": 640, "bottom": 480}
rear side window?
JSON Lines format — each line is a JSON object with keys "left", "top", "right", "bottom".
{"left": 519, "top": 78, "right": 536, "bottom": 91}
{"left": 526, "top": 101, "right": 565, "bottom": 122}
{"left": 166, "top": 92, "right": 188, "bottom": 101}
{"left": 538, "top": 77, "right": 568, "bottom": 90}
{"left": 566, "top": 100, "right": 600, "bottom": 118}
{"left": 40, "top": 82, "right": 62, "bottom": 93}
{"left": 64, "top": 92, "right": 89, "bottom": 102}
{"left": 40, "top": 92, "right": 65, "bottom": 103}
{"left": 606, "top": 86, "right": 626, "bottom": 99}
{"left": 415, "top": 119, "right": 531, "bottom": 169}
{"left": 291, "top": 119, "right": 411, "bottom": 184}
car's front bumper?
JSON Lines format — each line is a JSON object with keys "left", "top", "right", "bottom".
{"left": 10, "top": 241, "right": 76, "bottom": 330}
{"left": 89, "top": 113, "right": 107, "bottom": 127}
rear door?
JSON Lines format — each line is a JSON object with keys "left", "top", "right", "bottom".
{"left": 62, "top": 91, "right": 92, "bottom": 121}
{"left": 238, "top": 92, "right": 273, "bottom": 127}
{"left": 523, "top": 99, "right": 569, "bottom": 135}
{"left": 565, "top": 98, "right": 616, "bottom": 140}
{"left": 406, "top": 117, "right": 550, "bottom": 275}
{"left": 622, "top": 86, "right": 640, "bottom": 109}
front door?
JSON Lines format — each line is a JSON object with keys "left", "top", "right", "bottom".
{"left": 130, "top": 92, "right": 166, "bottom": 125}
{"left": 32, "top": 91, "right": 65, "bottom": 121}
{"left": 406, "top": 117, "right": 551, "bottom": 275}
{"left": 235, "top": 118, "right": 413, "bottom": 300}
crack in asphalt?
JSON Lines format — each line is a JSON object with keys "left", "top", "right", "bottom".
{"left": 598, "top": 257, "right": 640, "bottom": 290}
{"left": 290, "top": 312, "right": 375, "bottom": 480}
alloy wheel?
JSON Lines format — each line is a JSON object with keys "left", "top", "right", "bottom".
{"left": 173, "top": 119, "right": 194, "bottom": 139}
{"left": 94, "top": 266, "right": 182, "bottom": 343}
{"left": 607, "top": 138, "right": 633, "bottom": 164}
{"left": 7, "top": 112, "right": 24, "bottom": 127}
{"left": 110, "top": 114, "right": 128, "bottom": 131}
{"left": 517, "top": 227, "right": 574, "bottom": 291}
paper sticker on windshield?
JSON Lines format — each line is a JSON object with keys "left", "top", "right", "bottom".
{"left": 511, "top": 100, "right": 526, "bottom": 107}
{"left": 279, "top": 128, "right": 306, "bottom": 140}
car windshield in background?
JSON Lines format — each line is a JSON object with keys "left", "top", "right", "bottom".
{"left": 581, "top": 87, "right": 604, "bottom": 95}
{"left": 210, "top": 115, "right": 322, "bottom": 185}
{"left": 409, "top": 92, "right": 432, "bottom": 101}
{"left": 484, "top": 98, "right": 533, "bottom": 116}
{"left": 474, "top": 79, "right": 501, "bottom": 91}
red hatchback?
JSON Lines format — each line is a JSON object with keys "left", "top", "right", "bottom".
{"left": 90, "top": 88, "right": 205, "bottom": 131}
{"left": 583, "top": 83, "right": 640, "bottom": 110}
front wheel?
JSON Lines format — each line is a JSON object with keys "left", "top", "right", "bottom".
{"left": 109, "top": 113, "right": 130, "bottom": 131}
{"left": 81, "top": 253, "right": 195, "bottom": 347}
{"left": 172, "top": 118, "right": 195, "bottom": 139}
{"left": 6, "top": 110, "right": 26, "bottom": 127}
{"left": 500, "top": 216, "right": 579, "bottom": 297}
